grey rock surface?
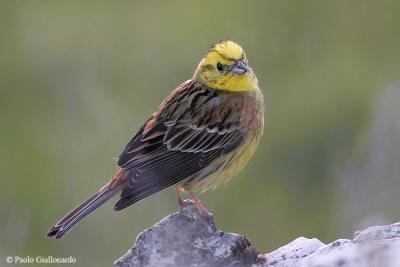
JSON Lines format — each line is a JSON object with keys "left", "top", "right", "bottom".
{"left": 114, "top": 201, "right": 260, "bottom": 267}
{"left": 114, "top": 202, "right": 400, "bottom": 267}
{"left": 263, "top": 237, "right": 324, "bottom": 267}
{"left": 300, "top": 223, "right": 400, "bottom": 267}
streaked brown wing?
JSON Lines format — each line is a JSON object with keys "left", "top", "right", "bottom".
{"left": 115, "top": 80, "right": 246, "bottom": 211}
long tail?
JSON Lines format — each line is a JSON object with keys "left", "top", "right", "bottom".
{"left": 46, "top": 187, "right": 118, "bottom": 239}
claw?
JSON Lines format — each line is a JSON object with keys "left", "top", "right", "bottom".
{"left": 189, "top": 192, "right": 211, "bottom": 217}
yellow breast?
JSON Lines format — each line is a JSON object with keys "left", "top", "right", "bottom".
{"left": 184, "top": 138, "right": 261, "bottom": 193}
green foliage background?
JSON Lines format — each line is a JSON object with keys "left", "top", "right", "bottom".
{"left": 0, "top": 1, "right": 399, "bottom": 266}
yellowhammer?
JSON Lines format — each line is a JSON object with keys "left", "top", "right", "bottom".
{"left": 47, "top": 40, "right": 264, "bottom": 238}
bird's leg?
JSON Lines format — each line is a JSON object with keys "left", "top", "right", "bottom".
{"left": 176, "top": 185, "right": 187, "bottom": 210}
{"left": 189, "top": 192, "right": 210, "bottom": 216}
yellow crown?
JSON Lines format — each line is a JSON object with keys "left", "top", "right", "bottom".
{"left": 209, "top": 40, "right": 246, "bottom": 61}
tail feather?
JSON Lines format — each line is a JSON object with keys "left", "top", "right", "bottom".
{"left": 47, "top": 188, "right": 118, "bottom": 239}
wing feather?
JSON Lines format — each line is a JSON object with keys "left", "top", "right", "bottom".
{"left": 115, "top": 80, "right": 247, "bottom": 210}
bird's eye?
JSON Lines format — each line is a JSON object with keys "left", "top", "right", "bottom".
{"left": 216, "top": 63, "right": 224, "bottom": 72}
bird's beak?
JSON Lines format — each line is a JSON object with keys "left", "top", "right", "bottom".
{"left": 230, "top": 60, "right": 249, "bottom": 75}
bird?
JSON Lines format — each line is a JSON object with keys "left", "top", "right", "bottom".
{"left": 47, "top": 40, "right": 264, "bottom": 239}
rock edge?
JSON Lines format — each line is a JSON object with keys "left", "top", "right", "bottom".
{"left": 114, "top": 202, "right": 400, "bottom": 267}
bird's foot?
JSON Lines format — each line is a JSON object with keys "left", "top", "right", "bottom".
{"left": 178, "top": 198, "right": 194, "bottom": 211}
{"left": 176, "top": 186, "right": 193, "bottom": 211}
{"left": 176, "top": 187, "right": 212, "bottom": 219}
{"left": 189, "top": 193, "right": 212, "bottom": 219}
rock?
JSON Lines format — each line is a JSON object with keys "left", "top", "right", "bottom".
{"left": 301, "top": 223, "right": 400, "bottom": 267}
{"left": 114, "top": 201, "right": 260, "bottom": 267}
{"left": 263, "top": 237, "right": 324, "bottom": 267}
{"left": 114, "top": 202, "right": 400, "bottom": 267}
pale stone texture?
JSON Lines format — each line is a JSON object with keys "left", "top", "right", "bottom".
{"left": 114, "top": 203, "right": 400, "bottom": 267}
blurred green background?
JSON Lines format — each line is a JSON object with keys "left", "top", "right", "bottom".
{"left": 1, "top": 1, "right": 400, "bottom": 266}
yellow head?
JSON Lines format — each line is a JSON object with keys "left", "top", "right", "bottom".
{"left": 193, "top": 40, "right": 258, "bottom": 92}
